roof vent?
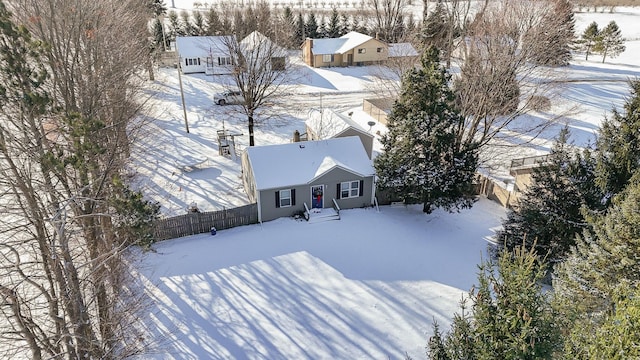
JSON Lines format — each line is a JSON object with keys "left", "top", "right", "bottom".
{"left": 299, "top": 144, "right": 305, "bottom": 149}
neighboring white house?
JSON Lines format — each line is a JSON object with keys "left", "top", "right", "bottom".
{"left": 305, "top": 109, "right": 375, "bottom": 159}
{"left": 175, "top": 35, "right": 234, "bottom": 75}
{"left": 176, "top": 32, "right": 288, "bottom": 75}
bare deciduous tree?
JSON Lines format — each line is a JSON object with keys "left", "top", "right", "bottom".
{"left": 222, "top": 28, "right": 294, "bottom": 147}
{"left": 1, "top": 0, "right": 157, "bottom": 358}
{"left": 367, "top": 0, "right": 408, "bottom": 42}
{"left": 453, "top": 0, "right": 569, "bottom": 154}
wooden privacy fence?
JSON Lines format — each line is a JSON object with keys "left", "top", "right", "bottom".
{"left": 153, "top": 203, "right": 258, "bottom": 241}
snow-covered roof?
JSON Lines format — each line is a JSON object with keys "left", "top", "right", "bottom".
{"left": 245, "top": 136, "right": 375, "bottom": 191}
{"left": 306, "top": 109, "right": 373, "bottom": 139}
{"left": 311, "top": 31, "right": 382, "bottom": 55}
{"left": 388, "top": 43, "right": 419, "bottom": 58}
{"left": 240, "top": 31, "right": 288, "bottom": 58}
{"left": 175, "top": 36, "right": 232, "bottom": 58}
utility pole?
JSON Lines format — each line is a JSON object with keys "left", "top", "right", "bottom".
{"left": 177, "top": 57, "right": 190, "bottom": 133}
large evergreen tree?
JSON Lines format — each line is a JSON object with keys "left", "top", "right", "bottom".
{"left": 305, "top": 12, "right": 319, "bottom": 39}
{"left": 428, "top": 245, "right": 561, "bottom": 359}
{"left": 148, "top": 0, "right": 167, "bottom": 17}
{"left": 205, "top": 7, "right": 223, "bottom": 35}
{"left": 326, "top": 8, "right": 341, "bottom": 38}
{"left": 295, "top": 12, "right": 305, "bottom": 44}
{"left": 595, "top": 80, "right": 640, "bottom": 203}
{"left": 421, "top": 2, "right": 448, "bottom": 53}
{"left": 374, "top": 47, "right": 478, "bottom": 213}
{"left": 576, "top": 21, "right": 599, "bottom": 61}
{"left": 339, "top": 13, "right": 350, "bottom": 36}
{"left": 554, "top": 171, "right": 640, "bottom": 358}
{"left": 496, "top": 127, "right": 603, "bottom": 264}
{"left": 596, "top": 20, "right": 625, "bottom": 63}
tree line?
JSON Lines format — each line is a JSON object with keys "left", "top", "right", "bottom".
{"left": 150, "top": 0, "right": 418, "bottom": 51}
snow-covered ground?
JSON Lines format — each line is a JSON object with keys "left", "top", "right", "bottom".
{"left": 138, "top": 199, "right": 505, "bottom": 359}
{"left": 133, "top": 6, "right": 640, "bottom": 360}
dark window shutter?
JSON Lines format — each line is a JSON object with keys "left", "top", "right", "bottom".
{"left": 275, "top": 191, "right": 280, "bottom": 208}
{"left": 336, "top": 183, "right": 341, "bottom": 199}
{"left": 291, "top": 189, "right": 296, "bottom": 206}
{"left": 359, "top": 180, "right": 364, "bottom": 196}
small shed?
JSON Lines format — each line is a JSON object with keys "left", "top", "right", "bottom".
{"left": 241, "top": 136, "right": 376, "bottom": 223}
{"left": 363, "top": 98, "right": 394, "bottom": 125}
{"left": 305, "top": 109, "right": 375, "bottom": 159}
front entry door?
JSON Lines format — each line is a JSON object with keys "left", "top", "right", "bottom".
{"left": 347, "top": 54, "right": 353, "bottom": 66}
{"left": 311, "top": 185, "right": 324, "bottom": 209}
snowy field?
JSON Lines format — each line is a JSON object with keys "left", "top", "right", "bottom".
{"left": 133, "top": 6, "right": 640, "bottom": 360}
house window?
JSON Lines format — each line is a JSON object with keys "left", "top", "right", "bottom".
{"left": 322, "top": 54, "right": 334, "bottom": 63}
{"left": 218, "top": 57, "right": 232, "bottom": 66}
{"left": 340, "top": 180, "right": 361, "bottom": 199}
{"left": 376, "top": 47, "right": 383, "bottom": 53}
{"left": 357, "top": 48, "right": 366, "bottom": 54}
{"left": 275, "top": 189, "right": 295, "bottom": 208}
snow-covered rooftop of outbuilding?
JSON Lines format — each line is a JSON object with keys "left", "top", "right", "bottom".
{"left": 306, "top": 108, "right": 373, "bottom": 139}
{"left": 311, "top": 31, "right": 378, "bottom": 55}
{"left": 245, "top": 136, "right": 375, "bottom": 191}
{"left": 175, "top": 36, "right": 231, "bottom": 58}
{"left": 389, "top": 42, "right": 419, "bottom": 57}
{"left": 240, "top": 31, "right": 288, "bottom": 57}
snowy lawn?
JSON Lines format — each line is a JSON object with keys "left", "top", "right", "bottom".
{"left": 138, "top": 198, "right": 505, "bottom": 359}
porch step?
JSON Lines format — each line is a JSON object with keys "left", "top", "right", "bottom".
{"left": 307, "top": 208, "right": 340, "bottom": 223}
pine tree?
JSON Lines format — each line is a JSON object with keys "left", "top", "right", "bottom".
{"left": 554, "top": 172, "right": 640, "bottom": 357}
{"left": 151, "top": 18, "right": 167, "bottom": 50}
{"left": 296, "top": 12, "right": 305, "bottom": 43}
{"left": 588, "top": 283, "right": 640, "bottom": 359}
{"left": 280, "top": 7, "right": 298, "bottom": 48}
{"left": 595, "top": 80, "right": 640, "bottom": 203}
{"left": 496, "top": 127, "right": 603, "bottom": 264}
{"left": 326, "top": 8, "right": 341, "bottom": 38}
{"left": 374, "top": 47, "right": 478, "bottom": 214}
{"left": 192, "top": 10, "right": 206, "bottom": 35}
{"left": 428, "top": 246, "right": 561, "bottom": 359}
{"left": 205, "top": 7, "right": 223, "bottom": 35}
{"left": 167, "top": 10, "right": 182, "bottom": 38}
{"left": 180, "top": 10, "right": 194, "bottom": 36}
{"left": 421, "top": 2, "right": 448, "bottom": 52}
{"left": 577, "top": 21, "right": 599, "bottom": 61}
{"left": 305, "top": 12, "right": 319, "bottom": 39}
{"left": 596, "top": 20, "right": 626, "bottom": 63}
{"left": 317, "top": 14, "right": 328, "bottom": 38}
{"left": 339, "top": 13, "right": 350, "bottom": 36}
{"left": 148, "top": 0, "right": 167, "bottom": 17}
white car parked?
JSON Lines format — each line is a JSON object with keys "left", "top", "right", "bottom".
{"left": 214, "top": 90, "right": 243, "bottom": 105}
